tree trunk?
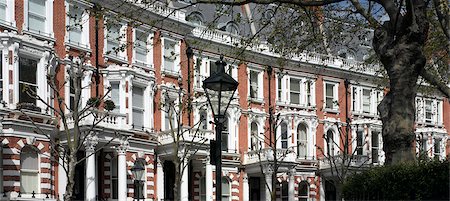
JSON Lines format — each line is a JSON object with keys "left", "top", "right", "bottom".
{"left": 173, "top": 158, "right": 181, "bottom": 201}
{"left": 64, "top": 153, "right": 77, "bottom": 201}
{"left": 374, "top": 1, "right": 429, "bottom": 165}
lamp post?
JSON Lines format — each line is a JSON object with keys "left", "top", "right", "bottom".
{"left": 131, "top": 158, "right": 145, "bottom": 201}
{"left": 203, "top": 55, "right": 238, "bottom": 201}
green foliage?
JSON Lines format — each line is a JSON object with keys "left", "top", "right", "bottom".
{"left": 343, "top": 160, "right": 449, "bottom": 200}
{"left": 103, "top": 100, "right": 116, "bottom": 111}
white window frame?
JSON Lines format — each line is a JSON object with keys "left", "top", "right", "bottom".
{"left": 416, "top": 97, "right": 442, "bottom": 125}
{"left": 433, "top": 137, "right": 442, "bottom": 160}
{"left": 104, "top": 19, "right": 127, "bottom": 61}
{"left": 250, "top": 121, "right": 261, "bottom": 151}
{"left": 133, "top": 28, "right": 153, "bottom": 67}
{"left": 297, "top": 123, "right": 308, "bottom": 159}
{"left": 278, "top": 121, "right": 289, "bottom": 149}
{"left": 277, "top": 75, "right": 284, "bottom": 102}
{"left": 161, "top": 37, "right": 180, "bottom": 75}
{"left": 163, "top": 97, "right": 178, "bottom": 131}
{"left": 65, "top": 1, "right": 90, "bottom": 49}
{"left": 371, "top": 130, "right": 380, "bottom": 164}
{"left": 248, "top": 69, "right": 262, "bottom": 101}
{"left": 0, "top": 0, "right": 15, "bottom": 27}
{"left": 323, "top": 81, "right": 338, "bottom": 111}
{"left": 221, "top": 177, "right": 231, "bottom": 201}
{"left": 325, "top": 128, "right": 339, "bottom": 156}
{"left": 24, "top": 0, "right": 54, "bottom": 38}
{"left": 290, "top": 77, "right": 302, "bottom": 105}
{"left": 132, "top": 85, "right": 145, "bottom": 130}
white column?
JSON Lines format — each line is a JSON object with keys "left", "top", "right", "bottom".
{"left": 242, "top": 173, "right": 249, "bottom": 201}
{"left": 288, "top": 169, "right": 296, "bottom": 201}
{"left": 85, "top": 135, "right": 98, "bottom": 201}
{"left": 157, "top": 160, "right": 165, "bottom": 201}
{"left": 205, "top": 156, "right": 213, "bottom": 201}
{"left": 58, "top": 152, "right": 67, "bottom": 200}
{"left": 117, "top": 138, "right": 129, "bottom": 201}
{"left": 265, "top": 171, "right": 272, "bottom": 201}
{"left": 180, "top": 158, "right": 189, "bottom": 201}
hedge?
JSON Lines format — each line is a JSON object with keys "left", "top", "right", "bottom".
{"left": 342, "top": 159, "right": 449, "bottom": 200}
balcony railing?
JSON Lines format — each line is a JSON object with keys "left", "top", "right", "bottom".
{"left": 64, "top": 109, "right": 130, "bottom": 131}
{"left": 319, "top": 155, "right": 370, "bottom": 169}
{"left": 158, "top": 128, "right": 214, "bottom": 145}
{"left": 244, "top": 148, "right": 297, "bottom": 165}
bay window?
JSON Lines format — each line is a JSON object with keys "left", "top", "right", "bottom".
{"left": 110, "top": 83, "right": 120, "bottom": 113}
{"left": 372, "top": 131, "right": 379, "bottom": 163}
{"left": 132, "top": 86, "right": 144, "bottom": 130}
{"left": 434, "top": 138, "right": 441, "bottom": 160}
{"left": 280, "top": 122, "right": 288, "bottom": 149}
{"left": 250, "top": 122, "right": 260, "bottom": 151}
{"left": 356, "top": 130, "right": 363, "bottom": 155}
{"left": 19, "top": 57, "right": 38, "bottom": 104}
{"left": 221, "top": 117, "right": 229, "bottom": 151}
{"left": 297, "top": 124, "right": 307, "bottom": 158}
{"left": 20, "top": 146, "right": 39, "bottom": 194}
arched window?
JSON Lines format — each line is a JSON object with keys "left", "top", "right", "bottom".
{"left": 225, "top": 22, "right": 239, "bottom": 35}
{"left": 297, "top": 124, "right": 307, "bottom": 158}
{"left": 111, "top": 156, "right": 118, "bottom": 199}
{"left": 281, "top": 122, "right": 288, "bottom": 149}
{"left": 200, "top": 177, "right": 206, "bottom": 201}
{"left": 326, "top": 130, "right": 335, "bottom": 156}
{"left": 199, "top": 109, "right": 208, "bottom": 130}
{"left": 186, "top": 12, "right": 204, "bottom": 25}
{"left": 281, "top": 181, "right": 289, "bottom": 201}
{"left": 221, "top": 116, "right": 229, "bottom": 151}
{"left": 20, "top": 146, "right": 39, "bottom": 194}
{"left": 222, "top": 177, "right": 231, "bottom": 201}
{"left": 250, "top": 122, "right": 259, "bottom": 151}
{"left": 298, "top": 181, "right": 309, "bottom": 201}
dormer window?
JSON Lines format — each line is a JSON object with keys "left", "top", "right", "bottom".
{"left": 225, "top": 22, "right": 239, "bottom": 35}
{"left": 186, "top": 12, "right": 203, "bottom": 26}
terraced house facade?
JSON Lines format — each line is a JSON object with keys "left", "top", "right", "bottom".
{"left": 0, "top": 0, "right": 448, "bottom": 201}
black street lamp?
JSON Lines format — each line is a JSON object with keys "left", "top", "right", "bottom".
{"left": 203, "top": 55, "right": 238, "bottom": 201}
{"left": 131, "top": 158, "right": 145, "bottom": 201}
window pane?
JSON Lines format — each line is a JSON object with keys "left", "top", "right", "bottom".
{"left": 21, "top": 149, "right": 38, "bottom": 170}
{"left": 19, "top": 58, "right": 37, "bottom": 84}
{"left": 210, "top": 61, "right": 218, "bottom": 75}
{"left": 326, "top": 84, "right": 334, "bottom": 97}
{"left": 133, "top": 87, "right": 144, "bottom": 107}
{"left": 29, "top": 0, "right": 45, "bottom": 15}
{"left": 356, "top": 130, "right": 363, "bottom": 155}
{"left": 135, "top": 30, "right": 148, "bottom": 62}
{"left": 20, "top": 172, "right": 39, "bottom": 194}
{"left": 28, "top": 14, "right": 46, "bottom": 33}
{"left": 111, "top": 83, "right": 120, "bottom": 112}
{"left": 133, "top": 109, "right": 144, "bottom": 129}
{"left": 290, "top": 92, "right": 300, "bottom": 104}
{"left": 290, "top": 79, "right": 300, "bottom": 92}
{"left": 0, "top": 4, "right": 6, "bottom": 22}
{"left": 362, "top": 89, "right": 371, "bottom": 113}
{"left": 68, "top": 5, "right": 83, "bottom": 43}
{"left": 200, "top": 111, "right": 207, "bottom": 130}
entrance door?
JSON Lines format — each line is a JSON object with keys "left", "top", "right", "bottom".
{"left": 325, "top": 180, "right": 337, "bottom": 201}
{"left": 249, "top": 177, "right": 261, "bottom": 201}
{"left": 72, "top": 151, "right": 85, "bottom": 200}
{"left": 164, "top": 161, "right": 175, "bottom": 200}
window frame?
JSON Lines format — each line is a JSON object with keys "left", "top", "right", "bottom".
{"left": 221, "top": 177, "right": 231, "bottom": 201}
{"left": 65, "top": 2, "right": 90, "bottom": 48}
{"left": 133, "top": 28, "right": 153, "bottom": 66}
{"left": 324, "top": 81, "right": 338, "bottom": 110}
{"left": 111, "top": 155, "right": 118, "bottom": 199}
{"left": 20, "top": 146, "right": 41, "bottom": 195}
{"left": 298, "top": 181, "right": 309, "bottom": 201}
{"left": 24, "top": 0, "right": 53, "bottom": 37}
{"left": 280, "top": 122, "right": 289, "bottom": 149}
{"left": 104, "top": 19, "right": 127, "bottom": 61}
{"left": 297, "top": 123, "right": 308, "bottom": 159}
{"left": 371, "top": 131, "right": 380, "bottom": 163}
{"left": 250, "top": 122, "right": 261, "bottom": 151}
{"left": 18, "top": 56, "right": 38, "bottom": 105}
{"left": 132, "top": 85, "right": 145, "bottom": 130}
{"left": 162, "top": 37, "right": 180, "bottom": 74}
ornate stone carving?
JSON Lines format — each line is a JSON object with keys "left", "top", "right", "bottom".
{"left": 116, "top": 136, "right": 129, "bottom": 155}
{"left": 84, "top": 134, "right": 98, "bottom": 152}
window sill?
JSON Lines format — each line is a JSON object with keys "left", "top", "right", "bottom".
{"left": 162, "top": 69, "right": 180, "bottom": 78}
{"left": 276, "top": 102, "right": 316, "bottom": 110}
{"left": 0, "top": 20, "right": 17, "bottom": 31}
{"left": 66, "top": 41, "right": 91, "bottom": 52}
{"left": 105, "top": 54, "right": 128, "bottom": 64}
{"left": 324, "top": 108, "right": 339, "bottom": 114}
{"left": 352, "top": 112, "right": 379, "bottom": 118}
{"left": 23, "top": 29, "right": 55, "bottom": 42}
{"left": 248, "top": 97, "right": 264, "bottom": 104}
{"left": 132, "top": 61, "right": 154, "bottom": 71}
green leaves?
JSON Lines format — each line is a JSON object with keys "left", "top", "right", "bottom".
{"left": 343, "top": 159, "right": 449, "bottom": 200}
